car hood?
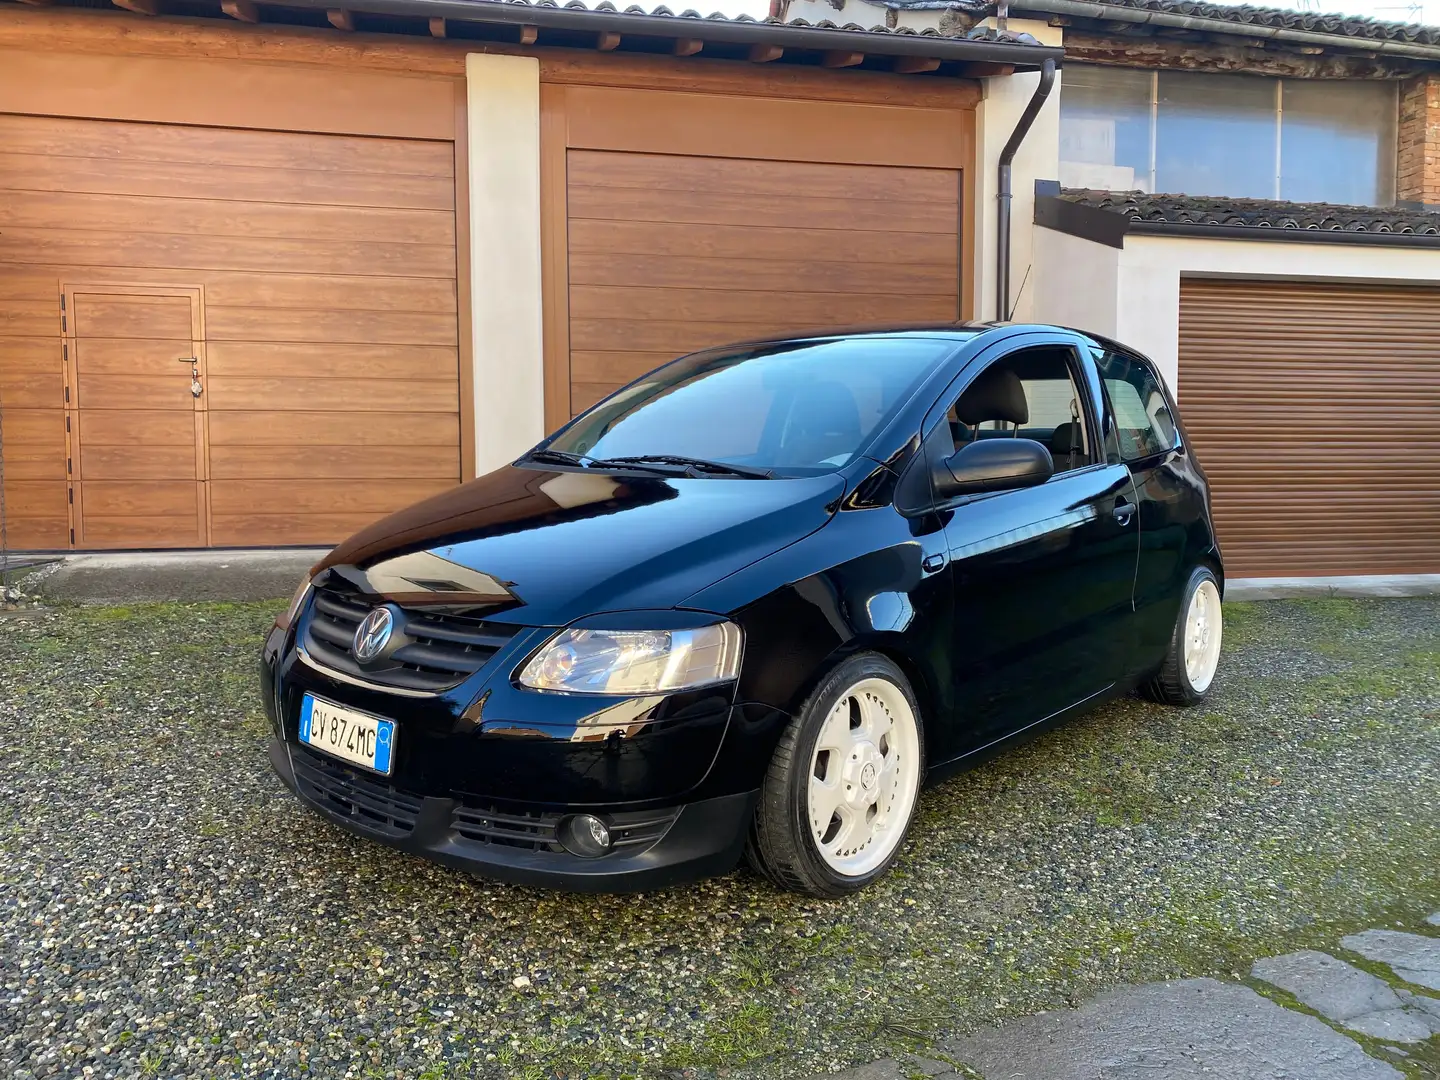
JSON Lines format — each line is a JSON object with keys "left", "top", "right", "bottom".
{"left": 313, "top": 465, "right": 846, "bottom": 626}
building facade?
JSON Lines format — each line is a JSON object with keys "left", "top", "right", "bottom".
{"left": 3, "top": 0, "right": 1439, "bottom": 584}
{"left": 0, "top": 0, "right": 1055, "bottom": 551}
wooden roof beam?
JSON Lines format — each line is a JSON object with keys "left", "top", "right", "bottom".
{"left": 113, "top": 0, "right": 159, "bottom": 12}
{"left": 596, "top": 30, "right": 620, "bottom": 50}
{"left": 428, "top": 15, "right": 445, "bottom": 36}
{"left": 893, "top": 55, "right": 940, "bottom": 74}
{"left": 957, "top": 60, "right": 1015, "bottom": 77}
{"left": 221, "top": 0, "right": 259, "bottom": 21}
{"left": 519, "top": 23, "right": 537, "bottom": 45}
{"left": 822, "top": 50, "right": 864, "bottom": 68}
{"left": 748, "top": 43, "right": 783, "bottom": 63}
{"left": 673, "top": 38, "right": 703, "bottom": 56}
{"left": 326, "top": 8, "right": 353, "bottom": 29}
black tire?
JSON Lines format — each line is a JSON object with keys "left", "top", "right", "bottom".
{"left": 1144, "top": 564, "right": 1223, "bottom": 707}
{"left": 745, "top": 652, "right": 926, "bottom": 897}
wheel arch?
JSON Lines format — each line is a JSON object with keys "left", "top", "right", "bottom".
{"left": 782, "top": 633, "right": 939, "bottom": 757}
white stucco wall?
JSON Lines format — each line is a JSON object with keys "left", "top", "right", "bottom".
{"left": 466, "top": 53, "right": 545, "bottom": 476}
{"left": 1031, "top": 226, "right": 1120, "bottom": 338}
{"left": 1033, "top": 225, "right": 1440, "bottom": 396}
{"left": 973, "top": 19, "right": 1062, "bottom": 323}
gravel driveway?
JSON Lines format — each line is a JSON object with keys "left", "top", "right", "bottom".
{"left": 2, "top": 596, "right": 1437, "bottom": 1079}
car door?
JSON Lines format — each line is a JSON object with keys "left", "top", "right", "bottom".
{"left": 1088, "top": 343, "right": 1212, "bottom": 673}
{"left": 926, "top": 335, "right": 1141, "bottom": 758}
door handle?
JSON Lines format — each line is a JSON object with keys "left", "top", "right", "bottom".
{"left": 922, "top": 553, "right": 947, "bottom": 573}
{"left": 1112, "top": 501, "right": 1135, "bottom": 526}
{"left": 178, "top": 357, "right": 202, "bottom": 398}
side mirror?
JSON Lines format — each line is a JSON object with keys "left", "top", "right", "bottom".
{"left": 934, "top": 438, "right": 1054, "bottom": 499}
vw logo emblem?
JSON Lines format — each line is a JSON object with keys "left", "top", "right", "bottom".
{"left": 352, "top": 606, "right": 395, "bottom": 664}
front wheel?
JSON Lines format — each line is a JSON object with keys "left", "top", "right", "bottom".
{"left": 746, "top": 653, "right": 925, "bottom": 897}
{"left": 1145, "top": 565, "right": 1223, "bottom": 706}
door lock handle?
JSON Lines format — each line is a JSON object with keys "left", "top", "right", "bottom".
{"left": 178, "top": 357, "right": 202, "bottom": 398}
{"left": 1112, "top": 502, "right": 1136, "bottom": 525}
{"left": 922, "top": 553, "right": 947, "bottom": 573}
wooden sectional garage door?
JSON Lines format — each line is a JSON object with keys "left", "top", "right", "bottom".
{"left": 0, "top": 113, "right": 459, "bottom": 549}
{"left": 565, "top": 151, "right": 961, "bottom": 413}
{"left": 1178, "top": 278, "right": 1440, "bottom": 577}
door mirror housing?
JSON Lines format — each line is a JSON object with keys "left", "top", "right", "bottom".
{"left": 934, "top": 438, "right": 1054, "bottom": 499}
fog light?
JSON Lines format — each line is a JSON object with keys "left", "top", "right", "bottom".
{"left": 559, "top": 814, "right": 612, "bottom": 858}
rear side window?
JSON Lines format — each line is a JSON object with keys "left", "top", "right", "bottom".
{"left": 1094, "top": 349, "right": 1180, "bottom": 461}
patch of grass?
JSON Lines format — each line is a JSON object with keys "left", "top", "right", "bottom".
{"left": 1220, "top": 601, "right": 1266, "bottom": 647}
{"left": 83, "top": 605, "right": 139, "bottom": 622}
{"left": 1290, "top": 596, "right": 1376, "bottom": 630}
{"left": 1299, "top": 667, "right": 1416, "bottom": 710}
{"left": 662, "top": 998, "right": 787, "bottom": 1072}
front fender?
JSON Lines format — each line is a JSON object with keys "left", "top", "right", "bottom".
{"left": 689, "top": 503, "right": 954, "bottom": 731}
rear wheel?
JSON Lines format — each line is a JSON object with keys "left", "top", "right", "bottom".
{"left": 1145, "top": 565, "right": 1223, "bottom": 706}
{"left": 746, "top": 653, "right": 925, "bottom": 897}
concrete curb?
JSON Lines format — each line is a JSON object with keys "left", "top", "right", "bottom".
{"left": 1226, "top": 574, "right": 1440, "bottom": 601}
{"left": 18, "top": 548, "right": 329, "bottom": 604}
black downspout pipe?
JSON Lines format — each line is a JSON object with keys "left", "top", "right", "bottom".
{"left": 996, "top": 57, "right": 1057, "bottom": 322}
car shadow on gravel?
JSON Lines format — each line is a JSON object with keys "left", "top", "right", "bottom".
{"left": 2, "top": 597, "right": 1437, "bottom": 1080}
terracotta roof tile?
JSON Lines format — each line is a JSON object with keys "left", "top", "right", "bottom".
{"left": 1060, "top": 189, "right": 1440, "bottom": 235}
{"left": 885, "top": 0, "right": 1440, "bottom": 46}
{"left": 474, "top": 0, "right": 1043, "bottom": 40}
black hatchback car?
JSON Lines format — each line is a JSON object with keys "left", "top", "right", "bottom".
{"left": 260, "top": 324, "right": 1223, "bottom": 897}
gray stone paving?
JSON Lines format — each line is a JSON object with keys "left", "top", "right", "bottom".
{"left": 807, "top": 913, "right": 1440, "bottom": 1079}
{"left": 1342, "top": 929, "right": 1440, "bottom": 991}
{"left": 942, "top": 978, "right": 1402, "bottom": 1080}
{"left": 1251, "top": 950, "right": 1437, "bottom": 1042}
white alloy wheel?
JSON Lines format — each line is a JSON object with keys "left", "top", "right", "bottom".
{"left": 806, "top": 677, "right": 922, "bottom": 877}
{"left": 1183, "top": 578, "right": 1223, "bottom": 694}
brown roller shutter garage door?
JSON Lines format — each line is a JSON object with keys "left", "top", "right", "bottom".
{"left": 565, "top": 151, "right": 961, "bottom": 413}
{"left": 545, "top": 83, "right": 972, "bottom": 420}
{"left": 1178, "top": 278, "right": 1440, "bottom": 578}
{"left": 0, "top": 112, "right": 460, "bottom": 550}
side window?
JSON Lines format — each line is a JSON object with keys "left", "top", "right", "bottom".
{"left": 1093, "top": 348, "right": 1180, "bottom": 462}
{"left": 945, "top": 347, "right": 1094, "bottom": 474}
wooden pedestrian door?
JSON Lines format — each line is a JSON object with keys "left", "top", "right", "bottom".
{"left": 64, "top": 285, "right": 209, "bottom": 548}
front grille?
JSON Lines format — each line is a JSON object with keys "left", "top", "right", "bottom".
{"left": 303, "top": 582, "right": 518, "bottom": 692}
{"left": 450, "top": 803, "right": 679, "bottom": 854}
{"left": 292, "top": 746, "right": 422, "bottom": 839}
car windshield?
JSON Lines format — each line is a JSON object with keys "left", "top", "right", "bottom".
{"left": 540, "top": 336, "right": 963, "bottom": 476}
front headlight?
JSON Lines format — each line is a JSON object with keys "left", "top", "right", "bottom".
{"left": 518, "top": 622, "right": 743, "bottom": 695}
{"left": 276, "top": 576, "right": 313, "bottom": 631}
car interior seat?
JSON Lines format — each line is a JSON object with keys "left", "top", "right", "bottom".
{"left": 1049, "top": 422, "right": 1081, "bottom": 472}
{"left": 949, "top": 366, "right": 1030, "bottom": 449}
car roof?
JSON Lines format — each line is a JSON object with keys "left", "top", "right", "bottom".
{"left": 717, "top": 321, "right": 1096, "bottom": 349}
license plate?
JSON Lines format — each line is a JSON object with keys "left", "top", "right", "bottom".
{"left": 299, "top": 694, "right": 395, "bottom": 775}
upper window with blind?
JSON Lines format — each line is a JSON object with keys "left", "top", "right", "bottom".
{"left": 1059, "top": 65, "right": 1398, "bottom": 207}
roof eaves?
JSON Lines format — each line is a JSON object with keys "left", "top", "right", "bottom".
{"left": 1036, "top": 184, "right": 1440, "bottom": 250}
{"left": 268, "top": 0, "right": 1063, "bottom": 66}
{"left": 1004, "top": 0, "right": 1440, "bottom": 58}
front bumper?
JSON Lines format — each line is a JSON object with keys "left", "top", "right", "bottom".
{"left": 268, "top": 737, "right": 756, "bottom": 892}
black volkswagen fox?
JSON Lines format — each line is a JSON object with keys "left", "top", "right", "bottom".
{"left": 260, "top": 324, "right": 1223, "bottom": 897}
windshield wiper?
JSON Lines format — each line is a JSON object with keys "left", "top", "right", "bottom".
{"left": 526, "top": 448, "right": 772, "bottom": 479}
{"left": 591, "top": 455, "right": 773, "bottom": 479}
{"left": 524, "top": 448, "right": 591, "bottom": 467}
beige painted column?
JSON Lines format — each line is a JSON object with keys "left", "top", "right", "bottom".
{"left": 465, "top": 53, "right": 545, "bottom": 477}
{"left": 972, "top": 19, "right": 1063, "bottom": 323}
